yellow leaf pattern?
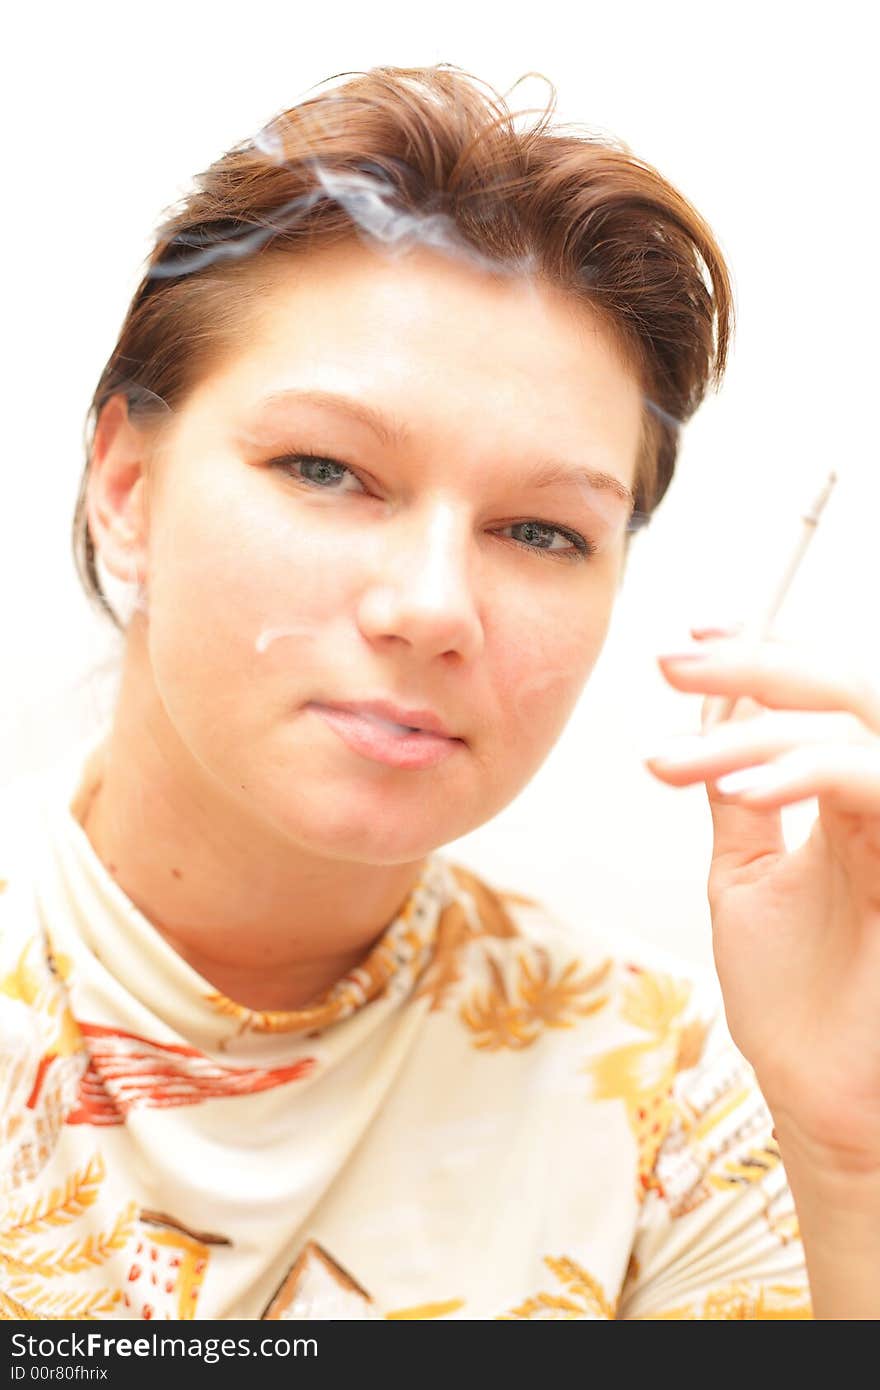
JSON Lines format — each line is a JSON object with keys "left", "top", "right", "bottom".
{"left": 636, "top": 1282, "right": 812, "bottom": 1320}
{"left": 707, "top": 1140, "right": 781, "bottom": 1194}
{"left": 620, "top": 966, "right": 691, "bottom": 1035}
{"left": 501, "top": 1255, "right": 616, "bottom": 1320}
{"left": 386, "top": 1298, "right": 465, "bottom": 1319}
{"left": 7, "top": 1202, "right": 136, "bottom": 1279}
{"left": 0, "top": 938, "right": 79, "bottom": 1061}
{"left": 415, "top": 864, "right": 520, "bottom": 1013}
{"left": 461, "top": 948, "right": 611, "bottom": 1051}
{"left": 583, "top": 966, "right": 701, "bottom": 1201}
{"left": 0, "top": 1288, "right": 45, "bottom": 1320}
{"left": 5, "top": 1154, "right": 104, "bottom": 1241}
{"left": 0, "top": 938, "right": 44, "bottom": 1008}
{"left": 2, "top": 1282, "right": 123, "bottom": 1320}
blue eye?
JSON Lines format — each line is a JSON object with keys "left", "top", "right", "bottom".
{"left": 268, "top": 453, "right": 596, "bottom": 563}
{"left": 275, "top": 454, "right": 366, "bottom": 493}
{"left": 502, "top": 520, "right": 595, "bottom": 562}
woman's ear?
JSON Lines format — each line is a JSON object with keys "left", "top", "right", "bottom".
{"left": 86, "top": 394, "right": 152, "bottom": 587}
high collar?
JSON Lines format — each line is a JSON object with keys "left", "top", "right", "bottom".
{"left": 32, "top": 725, "right": 459, "bottom": 1064}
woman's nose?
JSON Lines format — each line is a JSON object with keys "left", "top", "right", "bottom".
{"left": 356, "top": 505, "right": 485, "bottom": 663}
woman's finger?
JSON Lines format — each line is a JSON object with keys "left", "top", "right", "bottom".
{"left": 657, "top": 639, "right": 880, "bottom": 732}
{"left": 644, "top": 708, "right": 873, "bottom": 786}
{"left": 710, "top": 743, "right": 880, "bottom": 816}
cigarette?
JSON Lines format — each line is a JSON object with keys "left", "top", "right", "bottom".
{"left": 701, "top": 470, "right": 838, "bottom": 730}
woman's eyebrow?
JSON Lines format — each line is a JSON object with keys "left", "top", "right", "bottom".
{"left": 248, "top": 388, "right": 635, "bottom": 511}
{"left": 250, "top": 388, "right": 409, "bottom": 449}
{"left": 524, "top": 459, "right": 635, "bottom": 512}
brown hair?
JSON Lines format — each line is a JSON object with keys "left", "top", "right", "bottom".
{"left": 73, "top": 64, "right": 734, "bottom": 630}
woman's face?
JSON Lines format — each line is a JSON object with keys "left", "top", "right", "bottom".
{"left": 114, "top": 239, "right": 643, "bottom": 863}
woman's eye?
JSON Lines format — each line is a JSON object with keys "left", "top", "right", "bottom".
{"left": 500, "top": 520, "right": 595, "bottom": 563}
{"left": 269, "top": 453, "right": 594, "bottom": 563}
{"left": 272, "top": 453, "right": 367, "bottom": 494}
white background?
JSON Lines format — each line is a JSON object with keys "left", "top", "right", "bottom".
{"left": 2, "top": 1, "right": 877, "bottom": 967}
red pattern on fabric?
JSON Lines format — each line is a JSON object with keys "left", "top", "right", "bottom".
{"left": 66, "top": 1022, "right": 316, "bottom": 1124}
{"left": 24, "top": 1054, "right": 54, "bottom": 1109}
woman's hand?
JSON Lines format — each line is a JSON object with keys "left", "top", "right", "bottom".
{"left": 644, "top": 627, "right": 880, "bottom": 1179}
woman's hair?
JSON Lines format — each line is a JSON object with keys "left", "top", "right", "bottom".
{"left": 73, "top": 64, "right": 734, "bottom": 630}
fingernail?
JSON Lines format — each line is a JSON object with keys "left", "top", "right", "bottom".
{"left": 715, "top": 765, "right": 781, "bottom": 794}
{"left": 657, "top": 647, "right": 713, "bottom": 664}
{"left": 690, "top": 622, "right": 744, "bottom": 639}
{"left": 686, "top": 622, "right": 739, "bottom": 636}
{"left": 642, "top": 736, "right": 706, "bottom": 766}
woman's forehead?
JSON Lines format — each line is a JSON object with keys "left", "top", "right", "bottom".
{"left": 197, "top": 248, "right": 643, "bottom": 446}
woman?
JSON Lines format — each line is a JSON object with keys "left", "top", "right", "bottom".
{"left": 1, "top": 65, "right": 877, "bottom": 1321}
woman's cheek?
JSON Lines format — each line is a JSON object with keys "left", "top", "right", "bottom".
{"left": 142, "top": 508, "right": 269, "bottom": 716}
{"left": 502, "top": 617, "right": 602, "bottom": 745}
{"left": 160, "top": 500, "right": 328, "bottom": 638}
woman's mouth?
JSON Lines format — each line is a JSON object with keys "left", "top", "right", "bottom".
{"left": 305, "top": 703, "right": 463, "bottom": 769}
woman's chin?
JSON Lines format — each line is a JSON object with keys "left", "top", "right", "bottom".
{"left": 259, "top": 796, "right": 452, "bottom": 864}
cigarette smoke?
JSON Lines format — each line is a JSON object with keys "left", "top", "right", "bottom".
{"left": 133, "top": 125, "right": 668, "bottom": 650}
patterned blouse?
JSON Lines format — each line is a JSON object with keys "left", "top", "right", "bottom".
{"left": 0, "top": 732, "right": 811, "bottom": 1320}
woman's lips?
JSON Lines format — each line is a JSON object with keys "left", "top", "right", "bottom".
{"left": 305, "top": 703, "right": 463, "bottom": 769}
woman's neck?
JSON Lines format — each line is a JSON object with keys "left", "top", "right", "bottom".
{"left": 75, "top": 727, "right": 427, "bottom": 1013}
